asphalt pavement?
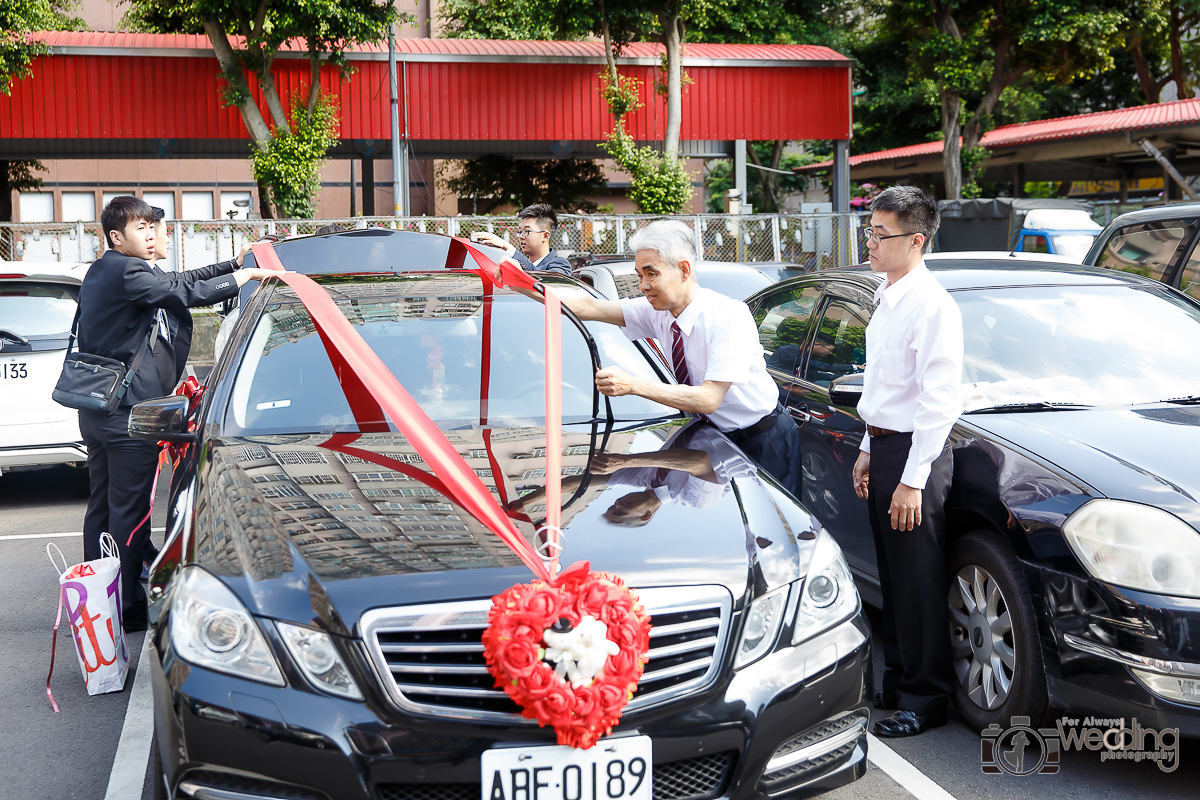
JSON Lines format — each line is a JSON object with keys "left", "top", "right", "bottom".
{"left": 1, "top": 465, "right": 1196, "bottom": 800}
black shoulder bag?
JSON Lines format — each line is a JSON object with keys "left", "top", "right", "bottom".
{"left": 52, "top": 308, "right": 158, "bottom": 413}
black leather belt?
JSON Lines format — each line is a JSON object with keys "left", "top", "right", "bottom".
{"left": 726, "top": 409, "right": 780, "bottom": 444}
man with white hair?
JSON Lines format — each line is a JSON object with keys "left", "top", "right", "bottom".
{"left": 503, "top": 219, "right": 800, "bottom": 489}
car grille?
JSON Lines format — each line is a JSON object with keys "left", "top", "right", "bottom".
{"left": 360, "top": 586, "right": 732, "bottom": 722}
{"left": 375, "top": 751, "right": 735, "bottom": 800}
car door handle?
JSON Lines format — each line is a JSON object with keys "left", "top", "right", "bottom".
{"left": 788, "top": 404, "right": 811, "bottom": 424}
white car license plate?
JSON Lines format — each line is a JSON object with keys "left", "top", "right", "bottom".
{"left": 1, "top": 361, "right": 29, "bottom": 381}
{"left": 481, "top": 736, "right": 652, "bottom": 800}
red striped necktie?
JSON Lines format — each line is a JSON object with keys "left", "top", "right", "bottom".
{"left": 670, "top": 321, "right": 692, "bottom": 386}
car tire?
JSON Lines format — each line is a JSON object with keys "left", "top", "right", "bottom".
{"left": 947, "top": 530, "right": 1047, "bottom": 732}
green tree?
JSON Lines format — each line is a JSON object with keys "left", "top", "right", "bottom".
{"left": 441, "top": 0, "right": 720, "bottom": 213}
{"left": 703, "top": 144, "right": 817, "bottom": 212}
{"left": 898, "top": 0, "right": 1126, "bottom": 199}
{"left": 1, "top": 1, "right": 82, "bottom": 222}
{"left": 126, "top": 0, "right": 405, "bottom": 218}
{"left": 1125, "top": 1, "right": 1200, "bottom": 103}
{"left": 442, "top": 155, "right": 608, "bottom": 213}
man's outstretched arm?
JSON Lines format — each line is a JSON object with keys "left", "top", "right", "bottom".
{"left": 496, "top": 258, "right": 626, "bottom": 326}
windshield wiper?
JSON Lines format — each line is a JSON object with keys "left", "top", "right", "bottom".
{"left": 1162, "top": 395, "right": 1200, "bottom": 405}
{"left": 966, "top": 401, "right": 1093, "bottom": 414}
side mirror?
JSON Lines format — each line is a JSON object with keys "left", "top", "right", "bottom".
{"left": 129, "top": 395, "right": 197, "bottom": 442}
{"left": 828, "top": 372, "right": 864, "bottom": 408}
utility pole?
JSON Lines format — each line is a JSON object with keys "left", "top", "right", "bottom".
{"left": 389, "top": 24, "right": 408, "bottom": 216}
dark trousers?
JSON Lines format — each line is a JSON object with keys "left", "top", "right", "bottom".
{"left": 79, "top": 408, "right": 159, "bottom": 629}
{"left": 867, "top": 432, "right": 954, "bottom": 717}
{"left": 731, "top": 409, "right": 802, "bottom": 496}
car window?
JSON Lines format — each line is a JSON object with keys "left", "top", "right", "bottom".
{"left": 1020, "top": 234, "right": 1049, "bottom": 254}
{"left": 224, "top": 280, "right": 677, "bottom": 434}
{"left": 956, "top": 284, "right": 1200, "bottom": 409}
{"left": 1093, "top": 221, "right": 1198, "bottom": 283}
{"left": 0, "top": 281, "right": 76, "bottom": 337}
{"left": 754, "top": 285, "right": 821, "bottom": 377}
{"left": 1179, "top": 250, "right": 1200, "bottom": 301}
{"left": 803, "top": 300, "right": 868, "bottom": 388}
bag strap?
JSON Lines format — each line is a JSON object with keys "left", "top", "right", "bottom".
{"left": 99, "top": 531, "right": 120, "bottom": 561}
{"left": 46, "top": 542, "right": 69, "bottom": 576}
{"left": 114, "top": 317, "right": 162, "bottom": 398}
{"left": 64, "top": 306, "right": 81, "bottom": 358}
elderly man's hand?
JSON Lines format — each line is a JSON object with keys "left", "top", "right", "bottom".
{"left": 889, "top": 483, "right": 922, "bottom": 531}
{"left": 595, "top": 366, "right": 638, "bottom": 397}
{"left": 588, "top": 453, "right": 630, "bottom": 475}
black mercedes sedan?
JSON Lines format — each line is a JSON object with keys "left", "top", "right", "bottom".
{"left": 131, "top": 252, "right": 870, "bottom": 800}
{"left": 746, "top": 259, "right": 1200, "bottom": 734}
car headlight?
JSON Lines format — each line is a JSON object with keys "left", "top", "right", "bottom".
{"left": 277, "top": 622, "right": 363, "bottom": 700}
{"left": 1062, "top": 499, "right": 1200, "bottom": 598}
{"left": 793, "top": 529, "right": 859, "bottom": 645}
{"left": 169, "top": 567, "right": 284, "bottom": 686}
{"left": 735, "top": 586, "right": 789, "bottom": 668}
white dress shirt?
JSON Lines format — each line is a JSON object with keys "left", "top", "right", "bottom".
{"left": 618, "top": 288, "right": 778, "bottom": 432}
{"left": 858, "top": 261, "right": 964, "bottom": 489}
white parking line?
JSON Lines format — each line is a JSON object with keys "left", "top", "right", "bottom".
{"left": 867, "top": 734, "right": 960, "bottom": 800}
{"left": 0, "top": 528, "right": 165, "bottom": 541}
{"left": 104, "top": 635, "right": 156, "bottom": 800}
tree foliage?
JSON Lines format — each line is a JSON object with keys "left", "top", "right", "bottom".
{"left": 442, "top": 156, "right": 608, "bottom": 214}
{"left": 251, "top": 93, "right": 339, "bottom": 218}
{"left": 1, "top": 0, "right": 83, "bottom": 95}
{"left": 127, "top": 0, "right": 404, "bottom": 217}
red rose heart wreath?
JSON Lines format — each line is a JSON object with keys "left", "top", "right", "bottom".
{"left": 482, "top": 564, "right": 652, "bottom": 749}
{"left": 249, "top": 240, "right": 654, "bottom": 749}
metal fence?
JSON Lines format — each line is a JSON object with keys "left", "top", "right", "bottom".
{"left": 0, "top": 212, "right": 869, "bottom": 271}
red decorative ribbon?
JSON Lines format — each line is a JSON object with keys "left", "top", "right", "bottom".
{"left": 251, "top": 240, "right": 565, "bottom": 582}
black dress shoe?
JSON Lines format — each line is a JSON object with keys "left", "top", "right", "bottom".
{"left": 873, "top": 690, "right": 898, "bottom": 710}
{"left": 871, "top": 709, "right": 946, "bottom": 738}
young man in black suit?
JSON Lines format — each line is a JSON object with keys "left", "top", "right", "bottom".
{"left": 470, "top": 204, "right": 572, "bottom": 276}
{"left": 76, "top": 196, "right": 271, "bottom": 631}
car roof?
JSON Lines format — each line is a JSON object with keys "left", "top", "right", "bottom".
{"left": 926, "top": 250, "right": 1080, "bottom": 264}
{"left": 0, "top": 261, "right": 89, "bottom": 285}
{"left": 1100, "top": 202, "right": 1200, "bottom": 228}
{"left": 772, "top": 259, "right": 1165, "bottom": 294}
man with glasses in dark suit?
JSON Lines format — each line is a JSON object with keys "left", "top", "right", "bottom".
{"left": 470, "top": 204, "right": 571, "bottom": 276}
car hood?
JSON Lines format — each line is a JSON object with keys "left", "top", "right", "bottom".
{"left": 189, "top": 420, "right": 820, "bottom": 634}
{"left": 961, "top": 404, "right": 1200, "bottom": 527}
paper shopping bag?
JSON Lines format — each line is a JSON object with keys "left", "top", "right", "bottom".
{"left": 47, "top": 533, "right": 130, "bottom": 700}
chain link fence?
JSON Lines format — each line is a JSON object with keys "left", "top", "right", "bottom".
{"left": 0, "top": 212, "right": 868, "bottom": 272}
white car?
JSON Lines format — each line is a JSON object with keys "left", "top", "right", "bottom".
{"left": 0, "top": 261, "right": 89, "bottom": 476}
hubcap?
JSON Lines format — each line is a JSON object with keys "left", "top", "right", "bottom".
{"left": 948, "top": 564, "right": 1016, "bottom": 710}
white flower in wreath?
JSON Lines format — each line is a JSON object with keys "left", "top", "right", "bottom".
{"left": 542, "top": 615, "right": 621, "bottom": 689}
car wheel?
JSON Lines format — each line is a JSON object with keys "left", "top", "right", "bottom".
{"left": 947, "top": 530, "right": 1047, "bottom": 731}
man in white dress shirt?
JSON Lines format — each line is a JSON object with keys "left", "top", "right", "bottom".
{"left": 501, "top": 219, "right": 800, "bottom": 492}
{"left": 852, "top": 186, "right": 964, "bottom": 737}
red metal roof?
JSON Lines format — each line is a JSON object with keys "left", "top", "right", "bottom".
{"left": 34, "top": 30, "right": 850, "bottom": 64}
{"left": 800, "top": 98, "right": 1200, "bottom": 171}
{"left": 2, "top": 32, "right": 853, "bottom": 144}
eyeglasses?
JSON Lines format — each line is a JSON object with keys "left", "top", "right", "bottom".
{"left": 863, "top": 228, "right": 916, "bottom": 244}
{"left": 516, "top": 228, "right": 548, "bottom": 238}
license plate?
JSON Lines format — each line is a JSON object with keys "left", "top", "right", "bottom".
{"left": 1, "top": 361, "right": 29, "bottom": 381}
{"left": 481, "top": 736, "right": 652, "bottom": 800}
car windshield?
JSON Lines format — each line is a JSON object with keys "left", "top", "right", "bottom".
{"left": 0, "top": 281, "right": 76, "bottom": 337}
{"left": 697, "top": 268, "right": 773, "bottom": 301}
{"left": 956, "top": 284, "right": 1200, "bottom": 411}
{"left": 225, "top": 276, "right": 677, "bottom": 434}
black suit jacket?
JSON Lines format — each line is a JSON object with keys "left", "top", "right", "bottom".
{"left": 78, "top": 250, "right": 241, "bottom": 406}
{"left": 510, "top": 247, "right": 572, "bottom": 277}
